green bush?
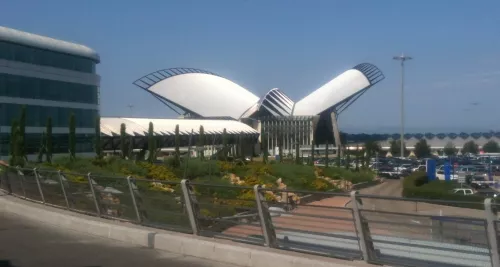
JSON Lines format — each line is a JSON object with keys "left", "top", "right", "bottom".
{"left": 322, "top": 167, "right": 374, "bottom": 184}
{"left": 402, "top": 171, "right": 485, "bottom": 209}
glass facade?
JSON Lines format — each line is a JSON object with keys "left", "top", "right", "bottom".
{"left": 0, "top": 103, "right": 97, "bottom": 128}
{"left": 0, "top": 133, "right": 95, "bottom": 156}
{"left": 0, "top": 41, "right": 96, "bottom": 73}
{"left": 0, "top": 73, "right": 98, "bottom": 104}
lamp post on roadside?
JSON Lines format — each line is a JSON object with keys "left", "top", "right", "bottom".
{"left": 393, "top": 53, "right": 412, "bottom": 159}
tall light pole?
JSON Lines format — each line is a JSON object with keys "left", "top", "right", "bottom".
{"left": 393, "top": 53, "right": 412, "bottom": 159}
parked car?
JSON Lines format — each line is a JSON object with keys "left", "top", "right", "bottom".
{"left": 451, "top": 188, "right": 474, "bottom": 196}
{"left": 470, "top": 177, "right": 490, "bottom": 189}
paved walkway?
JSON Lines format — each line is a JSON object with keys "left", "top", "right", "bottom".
{"left": 0, "top": 212, "right": 237, "bottom": 267}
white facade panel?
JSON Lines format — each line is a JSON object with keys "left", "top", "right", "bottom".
{"left": 147, "top": 73, "right": 259, "bottom": 119}
{"left": 293, "top": 69, "right": 370, "bottom": 116}
{"left": 100, "top": 117, "right": 258, "bottom": 137}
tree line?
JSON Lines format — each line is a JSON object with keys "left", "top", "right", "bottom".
{"left": 8, "top": 105, "right": 103, "bottom": 167}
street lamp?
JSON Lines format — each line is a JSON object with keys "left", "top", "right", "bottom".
{"left": 393, "top": 53, "right": 412, "bottom": 159}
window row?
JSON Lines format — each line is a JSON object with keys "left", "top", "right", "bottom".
{"left": 0, "top": 41, "right": 96, "bottom": 73}
{"left": 0, "top": 133, "right": 95, "bottom": 155}
{"left": 0, "top": 73, "right": 98, "bottom": 104}
{"left": 0, "top": 103, "right": 98, "bottom": 128}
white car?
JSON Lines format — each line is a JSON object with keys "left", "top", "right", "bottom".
{"left": 412, "top": 165, "right": 426, "bottom": 172}
{"left": 452, "top": 188, "right": 474, "bottom": 196}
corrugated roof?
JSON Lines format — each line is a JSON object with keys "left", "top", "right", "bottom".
{"left": 0, "top": 26, "right": 100, "bottom": 62}
{"left": 100, "top": 117, "right": 258, "bottom": 137}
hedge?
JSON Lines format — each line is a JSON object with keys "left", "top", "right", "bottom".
{"left": 402, "top": 171, "right": 485, "bottom": 209}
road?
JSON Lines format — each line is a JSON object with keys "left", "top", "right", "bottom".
{"left": 0, "top": 213, "right": 236, "bottom": 267}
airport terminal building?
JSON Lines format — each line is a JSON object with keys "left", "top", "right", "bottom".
{"left": 132, "top": 64, "right": 385, "bottom": 156}
{"left": 0, "top": 26, "right": 100, "bottom": 160}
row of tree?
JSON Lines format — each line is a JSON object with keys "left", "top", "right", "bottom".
{"left": 388, "top": 139, "right": 500, "bottom": 158}
{"left": 8, "top": 105, "right": 103, "bottom": 166}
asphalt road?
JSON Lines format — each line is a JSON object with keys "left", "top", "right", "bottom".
{"left": 0, "top": 213, "right": 236, "bottom": 267}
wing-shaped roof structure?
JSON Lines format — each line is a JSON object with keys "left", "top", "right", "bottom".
{"left": 134, "top": 63, "right": 384, "bottom": 119}
{"left": 293, "top": 63, "right": 384, "bottom": 116}
{"left": 133, "top": 68, "right": 259, "bottom": 119}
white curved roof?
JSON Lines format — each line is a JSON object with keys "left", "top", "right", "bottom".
{"left": 100, "top": 117, "right": 258, "bottom": 137}
{"left": 145, "top": 73, "right": 259, "bottom": 119}
{"left": 0, "top": 26, "right": 100, "bottom": 62}
{"left": 293, "top": 69, "right": 370, "bottom": 116}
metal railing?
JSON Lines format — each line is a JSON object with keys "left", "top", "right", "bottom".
{"left": 1, "top": 165, "right": 499, "bottom": 267}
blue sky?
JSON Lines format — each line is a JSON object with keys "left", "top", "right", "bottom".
{"left": 2, "top": 0, "right": 500, "bottom": 133}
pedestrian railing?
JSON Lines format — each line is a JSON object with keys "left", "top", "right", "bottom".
{"left": 0, "top": 165, "right": 499, "bottom": 267}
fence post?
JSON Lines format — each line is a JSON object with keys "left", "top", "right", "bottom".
{"left": 350, "top": 191, "right": 376, "bottom": 263}
{"left": 16, "top": 166, "right": 26, "bottom": 198}
{"left": 33, "top": 168, "right": 45, "bottom": 203}
{"left": 484, "top": 198, "right": 500, "bottom": 267}
{"left": 87, "top": 173, "right": 101, "bottom": 216}
{"left": 181, "top": 179, "right": 200, "bottom": 235}
{"left": 126, "top": 176, "right": 142, "bottom": 223}
{"left": 57, "top": 171, "right": 70, "bottom": 209}
{"left": 253, "top": 184, "right": 277, "bottom": 248}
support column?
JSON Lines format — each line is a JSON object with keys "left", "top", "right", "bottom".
{"left": 330, "top": 111, "right": 342, "bottom": 158}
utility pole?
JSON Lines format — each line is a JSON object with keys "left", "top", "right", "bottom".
{"left": 127, "top": 104, "right": 134, "bottom": 117}
{"left": 393, "top": 53, "right": 412, "bottom": 159}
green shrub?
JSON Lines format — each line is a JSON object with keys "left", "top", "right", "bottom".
{"left": 402, "top": 171, "right": 485, "bottom": 209}
{"left": 322, "top": 167, "right": 374, "bottom": 184}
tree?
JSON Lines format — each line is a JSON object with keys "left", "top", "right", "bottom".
{"left": 18, "top": 105, "right": 26, "bottom": 160}
{"left": 414, "top": 139, "right": 431, "bottom": 158}
{"left": 262, "top": 133, "right": 269, "bottom": 164}
{"left": 239, "top": 132, "right": 245, "bottom": 161}
{"left": 222, "top": 128, "right": 228, "bottom": 161}
{"left": 310, "top": 139, "right": 315, "bottom": 166}
{"left": 120, "top": 123, "right": 127, "bottom": 159}
{"left": 37, "top": 132, "right": 46, "bottom": 163}
{"left": 147, "top": 122, "right": 156, "bottom": 163}
{"left": 355, "top": 144, "right": 360, "bottom": 171}
{"left": 198, "top": 125, "right": 205, "bottom": 160}
{"left": 390, "top": 140, "right": 408, "bottom": 157}
{"left": 68, "top": 112, "right": 76, "bottom": 161}
{"left": 128, "top": 136, "right": 134, "bottom": 160}
{"left": 46, "top": 117, "right": 52, "bottom": 163}
{"left": 174, "top": 124, "right": 181, "bottom": 166}
{"left": 364, "top": 140, "right": 380, "bottom": 166}
{"left": 94, "top": 116, "right": 102, "bottom": 159}
{"left": 483, "top": 140, "right": 500, "bottom": 153}
{"left": 9, "top": 120, "right": 22, "bottom": 167}
{"left": 325, "top": 141, "right": 329, "bottom": 168}
{"left": 443, "top": 142, "right": 457, "bottom": 156}
{"left": 462, "top": 140, "right": 479, "bottom": 154}
{"left": 345, "top": 148, "right": 350, "bottom": 170}
{"left": 295, "top": 142, "right": 300, "bottom": 165}
{"left": 278, "top": 132, "right": 283, "bottom": 163}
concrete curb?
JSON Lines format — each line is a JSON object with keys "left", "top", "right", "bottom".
{"left": 0, "top": 195, "right": 373, "bottom": 267}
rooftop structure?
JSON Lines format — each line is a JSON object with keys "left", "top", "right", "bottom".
{"left": 133, "top": 64, "right": 384, "bottom": 120}
{"left": 100, "top": 117, "right": 259, "bottom": 152}
{"left": 0, "top": 26, "right": 100, "bottom": 62}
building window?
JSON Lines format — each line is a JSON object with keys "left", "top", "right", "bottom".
{"left": 0, "top": 133, "right": 95, "bottom": 155}
{"left": 0, "top": 41, "right": 96, "bottom": 74}
{"left": 0, "top": 103, "right": 97, "bottom": 128}
{"left": 0, "top": 73, "right": 98, "bottom": 104}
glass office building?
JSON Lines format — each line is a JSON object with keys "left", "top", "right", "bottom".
{"left": 0, "top": 26, "right": 100, "bottom": 160}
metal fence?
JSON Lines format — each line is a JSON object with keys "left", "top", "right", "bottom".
{"left": 1, "top": 166, "right": 499, "bottom": 267}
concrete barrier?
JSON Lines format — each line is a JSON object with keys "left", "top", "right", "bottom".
{"left": 0, "top": 195, "right": 377, "bottom": 267}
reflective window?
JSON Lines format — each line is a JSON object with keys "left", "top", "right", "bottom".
{"left": 0, "top": 41, "right": 96, "bottom": 73}
{"left": 0, "top": 103, "right": 97, "bottom": 128}
{"left": 0, "top": 133, "right": 95, "bottom": 155}
{"left": 0, "top": 73, "right": 98, "bottom": 104}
